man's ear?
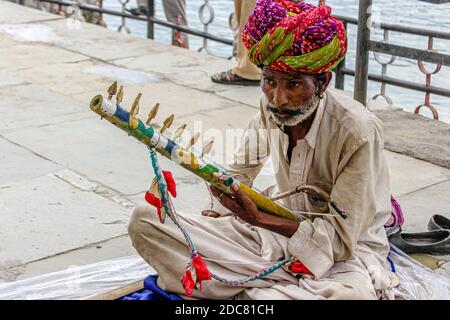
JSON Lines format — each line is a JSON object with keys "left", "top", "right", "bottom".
{"left": 320, "top": 71, "right": 333, "bottom": 95}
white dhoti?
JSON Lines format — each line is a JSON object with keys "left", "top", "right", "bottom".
{"left": 128, "top": 205, "right": 378, "bottom": 300}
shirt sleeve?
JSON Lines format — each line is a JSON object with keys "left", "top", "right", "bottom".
{"left": 226, "top": 101, "right": 271, "bottom": 186}
{"left": 287, "top": 120, "right": 388, "bottom": 279}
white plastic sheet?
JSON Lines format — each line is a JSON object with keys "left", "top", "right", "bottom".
{"left": 0, "top": 255, "right": 154, "bottom": 300}
{"left": 0, "top": 250, "right": 448, "bottom": 300}
{"left": 389, "top": 246, "right": 450, "bottom": 300}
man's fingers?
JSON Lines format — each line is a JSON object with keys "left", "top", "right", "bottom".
{"left": 212, "top": 172, "right": 234, "bottom": 187}
{"left": 217, "top": 192, "right": 242, "bottom": 213}
{"left": 231, "top": 183, "right": 255, "bottom": 209}
{"left": 209, "top": 185, "right": 221, "bottom": 197}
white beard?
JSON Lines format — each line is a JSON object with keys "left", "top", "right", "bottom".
{"left": 269, "top": 94, "right": 320, "bottom": 126}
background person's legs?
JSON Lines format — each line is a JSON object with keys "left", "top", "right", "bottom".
{"left": 162, "top": 0, "right": 189, "bottom": 48}
{"left": 211, "top": 0, "right": 260, "bottom": 85}
{"left": 135, "top": 0, "right": 189, "bottom": 48}
{"left": 232, "top": 0, "right": 260, "bottom": 81}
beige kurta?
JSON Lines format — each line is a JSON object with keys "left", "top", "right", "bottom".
{"left": 128, "top": 89, "right": 399, "bottom": 300}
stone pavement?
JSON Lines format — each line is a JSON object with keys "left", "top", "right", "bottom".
{"left": 0, "top": 1, "right": 449, "bottom": 283}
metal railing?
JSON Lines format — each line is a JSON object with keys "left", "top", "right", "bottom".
{"left": 339, "top": 0, "right": 450, "bottom": 120}
{"left": 24, "top": 0, "right": 450, "bottom": 120}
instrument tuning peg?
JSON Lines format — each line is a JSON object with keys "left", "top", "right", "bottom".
{"left": 116, "top": 85, "right": 124, "bottom": 104}
{"left": 107, "top": 81, "right": 118, "bottom": 100}
{"left": 201, "top": 139, "right": 215, "bottom": 157}
{"left": 160, "top": 114, "right": 174, "bottom": 134}
{"left": 173, "top": 123, "right": 187, "bottom": 140}
{"left": 128, "top": 93, "right": 142, "bottom": 129}
{"left": 130, "top": 93, "right": 142, "bottom": 117}
{"left": 146, "top": 102, "right": 160, "bottom": 125}
{"left": 186, "top": 132, "right": 201, "bottom": 150}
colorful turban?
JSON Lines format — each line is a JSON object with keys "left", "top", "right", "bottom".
{"left": 242, "top": 0, "right": 348, "bottom": 74}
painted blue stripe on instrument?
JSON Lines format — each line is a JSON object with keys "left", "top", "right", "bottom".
{"left": 115, "top": 105, "right": 130, "bottom": 123}
{"left": 165, "top": 140, "right": 176, "bottom": 154}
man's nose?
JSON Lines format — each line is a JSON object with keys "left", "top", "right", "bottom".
{"left": 272, "top": 87, "right": 289, "bottom": 108}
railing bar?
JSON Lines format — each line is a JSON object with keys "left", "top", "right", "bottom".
{"left": 341, "top": 68, "right": 450, "bottom": 98}
{"left": 335, "top": 15, "right": 450, "bottom": 40}
{"left": 370, "top": 41, "right": 450, "bottom": 67}
{"left": 36, "top": 0, "right": 233, "bottom": 45}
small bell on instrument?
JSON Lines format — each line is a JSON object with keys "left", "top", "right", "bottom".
{"left": 173, "top": 123, "right": 187, "bottom": 140}
{"left": 160, "top": 114, "right": 174, "bottom": 134}
{"left": 146, "top": 102, "right": 160, "bottom": 125}
{"left": 186, "top": 132, "right": 200, "bottom": 150}
{"left": 107, "top": 81, "right": 118, "bottom": 100}
{"left": 201, "top": 138, "right": 214, "bottom": 157}
{"left": 116, "top": 85, "right": 124, "bottom": 104}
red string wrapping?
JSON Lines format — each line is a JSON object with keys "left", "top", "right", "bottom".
{"left": 289, "top": 261, "right": 313, "bottom": 275}
{"left": 181, "top": 269, "right": 195, "bottom": 297}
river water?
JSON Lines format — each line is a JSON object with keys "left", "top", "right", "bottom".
{"left": 103, "top": 0, "right": 450, "bottom": 122}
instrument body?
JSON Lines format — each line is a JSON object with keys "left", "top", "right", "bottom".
{"left": 90, "top": 94, "right": 299, "bottom": 221}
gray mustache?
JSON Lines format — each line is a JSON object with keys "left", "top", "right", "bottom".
{"left": 266, "top": 104, "right": 305, "bottom": 116}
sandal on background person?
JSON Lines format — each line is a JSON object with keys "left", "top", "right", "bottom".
{"left": 211, "top": 69, "right": 260, "bottom": 86}
{"left": 388, "top": 229, "right": 450, "bottom": 255}
{"left": 428, "top": 214, "right": 450, "bottom": 231}
{"left": 125, "top": 5, "right": 148, "bottom": 16}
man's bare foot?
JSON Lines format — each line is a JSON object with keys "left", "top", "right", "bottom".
{"left": 201, "top": 210, "right": 221, "bottom": 218}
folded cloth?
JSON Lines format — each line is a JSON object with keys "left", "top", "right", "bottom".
{"left": 120, "top": 275, "right": 183, "bottom": 300}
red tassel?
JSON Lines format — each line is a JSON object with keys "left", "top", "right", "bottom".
{"left": 192, "top": 254, "right": 211, "bottom": 281}
{"left": 289, "top": 261, "right": 313, "bottom": 275}
{"left": 181, "top": 269, "right": 195, "bottom": 296}
{"left": 162, "top": 170, "right": 177, "bottom": 197}
{"left": 145, "top": 191, "right": 163, "bottom": 220}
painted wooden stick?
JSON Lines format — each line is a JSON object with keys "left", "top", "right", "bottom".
{"left": 90, "top": 94, "right": 299, "bottom": 221}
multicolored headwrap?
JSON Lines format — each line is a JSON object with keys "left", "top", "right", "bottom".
{"left": 242, "top": 0, "right": 348, "bottom": 74}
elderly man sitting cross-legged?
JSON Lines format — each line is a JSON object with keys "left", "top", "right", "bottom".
{"left": 128, "top": 0, "right": 399, "bottom": 300}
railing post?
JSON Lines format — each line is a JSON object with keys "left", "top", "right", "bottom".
{"left": 147, "top": 0, "right": 154, "bottom": 39}
{"left": 354, "top": 0, "right": 372, "bottom": 106}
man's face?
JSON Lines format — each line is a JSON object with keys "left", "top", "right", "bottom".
{"left": 261, "top": 66, "right": 321, "bottom": 126}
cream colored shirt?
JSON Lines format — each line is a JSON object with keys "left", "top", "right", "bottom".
{"left": 227, "top": 89, "right": 395, "bottom": 291}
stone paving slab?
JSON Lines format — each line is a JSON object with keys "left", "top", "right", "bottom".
{"left": 398, "top": 180, "right": 450, "bottom": 232}
{"left": 14, "top": 59, "right": 166, "bottom": 97}
{"left": 1, "top": 235, "right": 138, "bottom": 283}
{"left": 0, "top": 136, "right": 60, "bottom": 185}
{"left": 74, "top": 80, "right": 242, "bottom": 121}
{"left": 0, "top": 32, "right": 21, "bottom": 49}
{"left": 0, "top": 171, "right": 131, "bottom": 268}
{"left": 112, "top": 51, "right": 234, "bottom": 93}
{"left": 0, "top": 84, "right": 92, "bottom": 133}
{"left": 2, "top": 116, "right": 152, "bottom": 195}
{"left": 375, "top": 109, "right": 450, "bottom": 169}
{"left": 40, "top": 18, "right": 171, "bottom": 61}
{"left": 215, "top": 86, "right": 262, "bottom": 109}
{"left": 0, "top": 69, "right": 28, "bottom": 88}
{"left": 385, "top": 151, "right": 450, "bottom": 197}
{"left": 0, "top": 1, "right": 63, "bottom": 24}
{"left": 0, "top": 42, "right": 88, "bottom": 70}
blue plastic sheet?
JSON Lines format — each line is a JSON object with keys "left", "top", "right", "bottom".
{"left": 120, "top": 275, "right": 182, "bottom": 300}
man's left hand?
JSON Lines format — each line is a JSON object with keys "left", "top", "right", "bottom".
{"left": 209, "top": 175, "right": 262, "bottom": 226}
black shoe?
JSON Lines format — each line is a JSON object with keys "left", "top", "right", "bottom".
{"left": 388, "top": 229, "right": 450, "bottom": 255}
{"left": 428, "top": 214, "right": 450, "bottom": 231}
{"left": 125, "top": 6, "right": 148, "bottom": 16}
